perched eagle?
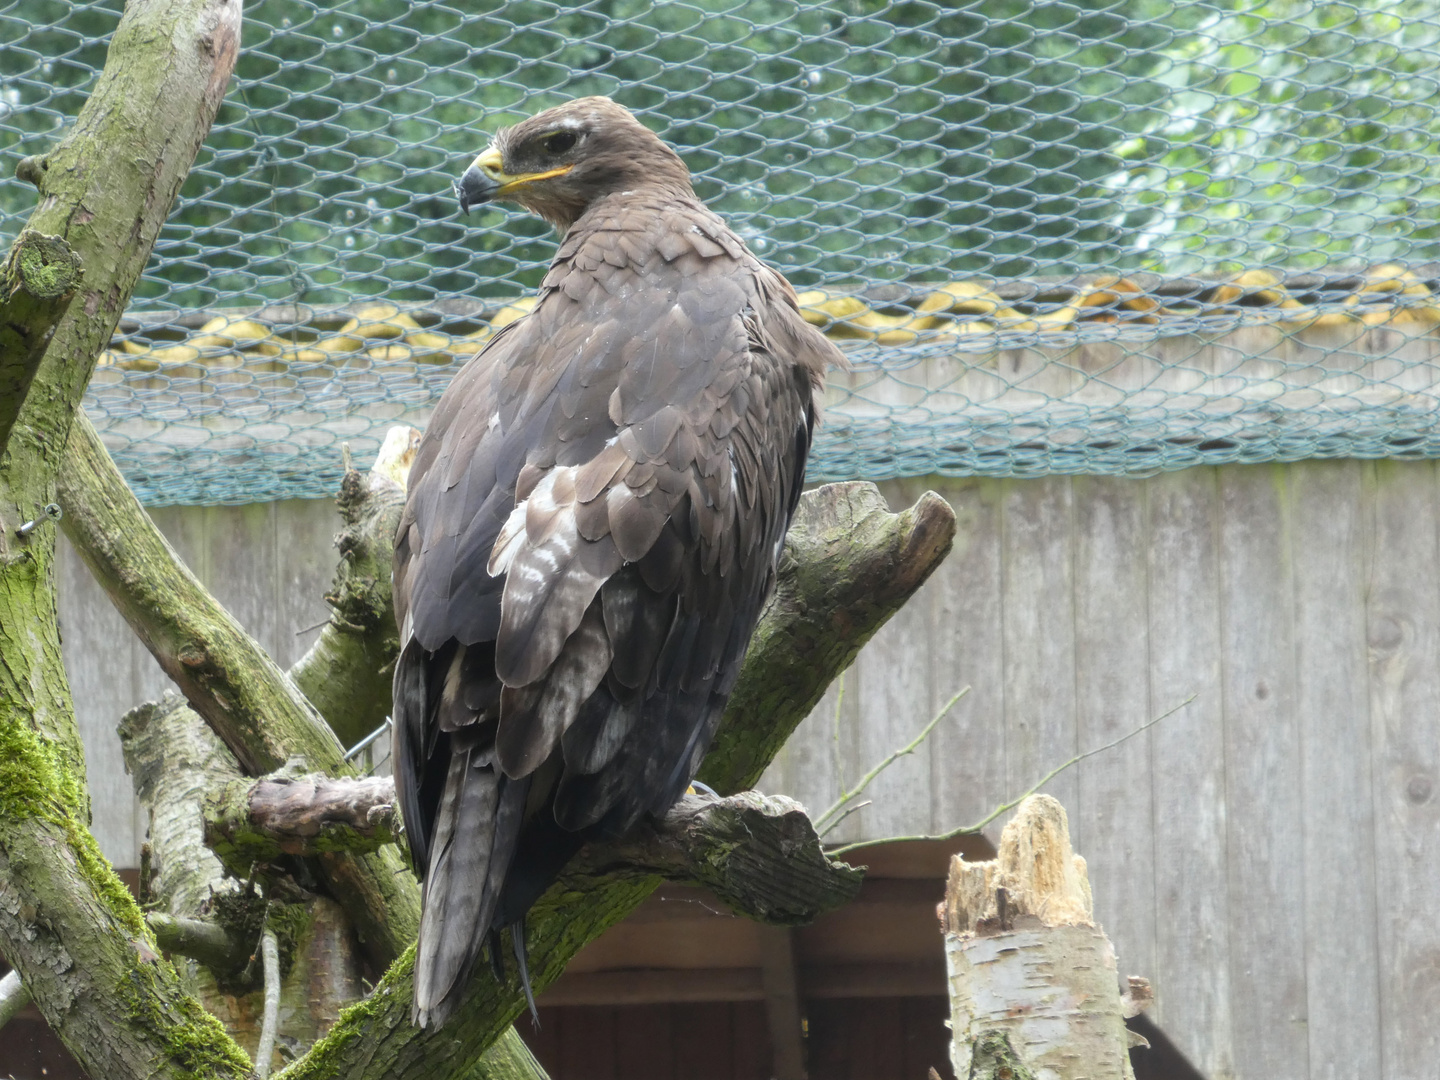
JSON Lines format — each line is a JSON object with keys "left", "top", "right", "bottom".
{"left": 392, "top": 97, "right": 843, "bottom": 1028}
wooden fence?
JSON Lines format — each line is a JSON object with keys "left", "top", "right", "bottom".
{"left": 56, "top": 460, "right": 1440, "bottom": 1080}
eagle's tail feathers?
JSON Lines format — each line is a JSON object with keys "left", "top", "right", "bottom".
{"left": 511, "top": 920, "right": 540, "bottom": 1028}
{"left": 413, "top": 748, "right": 529, "bottom": 1029}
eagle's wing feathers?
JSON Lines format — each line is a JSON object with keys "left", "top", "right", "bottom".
{"left": 394, "top": 173, "right": 836, "bottom": 1026}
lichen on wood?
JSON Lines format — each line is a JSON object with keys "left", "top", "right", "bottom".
{"left": 0, "top": 1, "right": 249, "bottom": 1074}
{"left": 0, "top": 230, "right": 82, "bottom": 454}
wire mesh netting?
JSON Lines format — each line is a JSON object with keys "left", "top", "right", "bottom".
{"left": 6, "top": 0, "right": 1440, "bottom": 503}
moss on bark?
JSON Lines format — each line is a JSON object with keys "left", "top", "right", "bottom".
{"left": 0, "top": 1, "right": 250, "bottom": 1077}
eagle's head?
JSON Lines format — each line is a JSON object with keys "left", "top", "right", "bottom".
{"left": 456, "top": 97, "right": 692, "bottom": 231}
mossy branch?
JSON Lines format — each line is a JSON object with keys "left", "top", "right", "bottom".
{"left": 204, "top": 773, "right": 401, "bottom": 865}
{"left": 0, "top": 230, "right": 82, "bottom": 455}
{"left": 203, "top": 777, "right": 860, "bottom": 925}
{"left": 57, "top": 412, "right": 420, "bottom": 970}
{"left": 0, "top": 1, "right": 250, "bottom": 1078}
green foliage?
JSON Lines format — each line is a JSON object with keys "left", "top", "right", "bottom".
{"left": 1109, "top": 0, "right": 1440, "bottom": 272}
{"left": 3, "top": 0, "right": 1440, "bottom": 307}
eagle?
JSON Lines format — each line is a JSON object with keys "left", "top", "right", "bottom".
{"left": 392, "top": 96, "right": 842, "bottom": 1028}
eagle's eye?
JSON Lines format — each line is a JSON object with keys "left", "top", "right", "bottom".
{"left": 542, "top": 131, "right": 578, "bottom": 155}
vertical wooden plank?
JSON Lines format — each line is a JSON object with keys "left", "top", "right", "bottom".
{"left": 55, "top": 535, "right": 141, "bottom": 868}
{"left": 1289, "top": 460, "right": 1381, "bottom": 1079}
{"left": 1069, "top": 474, "right": 1155, "bottom": 986}
{"left": 1218, "top": 464, "right": 1308, "bottom": 1080}
{"left": 671, "top": 1003, "right": 733, "bottom": 1080}
{"left": 202, "top": 502, "right": 282, "bottom": 661}
{"left": 999, "top": 477, "right": 1079, "bottom": 841}
{"left": 927, "top": 477, "right": 1008, "bottom": 838}
{"left": 899, "top": 996, "right": 950, "bottom": 1080}
{"left": 802, "top": 999, "right": 848, "bottom": 1080}
{"left": 1145, "top": 467, "right": 1234, "bottom": 1078}
{"left": 850, "top": 997, "right": 903, "bottom": 1080}
{"left": 269, "top": 498, "right": 339, "bottom": 669}
{"left": 847, "top": 562, "right": 936, "bottom": 842}
{"left": 558, "top": 1006, "right": 615, "bottom": 1080}
{"left": 1368, "top": 459, "right": 1440, "bottom": 1080}
{"left": 730, "top": 1001, "right": 773, "bottom": 1080}
{"left": 756, "top": 674, "right": 845, "bottom": 837}
{"left": 618, "top": 1003, "right": 673, "bottom": 1080}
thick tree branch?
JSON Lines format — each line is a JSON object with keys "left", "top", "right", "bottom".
{"left": 699, "top": 482, "right": 957, "bottom": 792}
{"left": 0, "top": 230, "right": 82, "bottom": 455}
{"left": 58, "top": 413, "right": 419, "bottom": 969}
{"left": 277, "top": 482, "right": 957, "bottom": 1080}
{"left": 0, "top": 2, "right": 251, "bottom": 1078}
{"left": 146, "top": 914, "right": 251, "bottom": 977}
{"left": 203, "top": 779, "right": 861, "bottom": 924}
{"left": 577, "top": 791, "right": 863, "bottom": 924}
{"left": 204, "top": 774, "right": 401, "bottom": 864}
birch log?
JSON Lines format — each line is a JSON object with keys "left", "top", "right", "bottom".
{"left": 942, "top": 795, "right": 1144, "bottom": 1080}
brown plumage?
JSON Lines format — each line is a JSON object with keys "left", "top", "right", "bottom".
{"left": 392, "top": 97, "right": 842, "bottom": 1028}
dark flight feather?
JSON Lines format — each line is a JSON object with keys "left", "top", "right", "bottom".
{"left": 393, "top": 96, "right": 842, "bottom": 1029}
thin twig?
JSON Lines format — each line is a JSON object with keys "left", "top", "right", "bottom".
{"left": 826, "top": 694, "right": 1197, "bottom": 857}
{"left": 815, "top": 685, "right": 971, "bottom": 833}
{"left": 831, "top": 668, "right": 847, "bottom": 795}
{"left": 254, "top": 927, "right": 280, "bottom": 1078}
{"left": 818, "top": 798, "right": 872, "bottom": 837}
{"left": 0, "top": 969, "right": 29, "bottom": 1032}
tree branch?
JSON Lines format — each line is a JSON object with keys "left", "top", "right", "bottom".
{"left": 277, "top": 482, "right": 957, "bottom": 1080}
{"left": 203, "top": 778, "right": 861, "bottom": 924}
{"left": 58, "top": 413, "right": 419, "bottom": 970}
{"left": 0, "top": 230, "right": 82, "bottom": 455}
{"left": 204, "top": 774, "right": 401, "bottom": 864}
{"left": 0, "top": 1, "right": 252, "bottom": 1077}
{"left": 698, "top": 483, "right": 958, "bottom": 792}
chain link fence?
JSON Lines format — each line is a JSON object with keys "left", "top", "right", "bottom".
{"left": 5, "top": 0, "right": 1440, "bottom": 503}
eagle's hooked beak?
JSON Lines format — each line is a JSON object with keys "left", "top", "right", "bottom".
{"left": 456, "top": 146, "right": 576, "bottom": 215}
{"left": 456, "top": 147, "right": 504, "bottom": 215}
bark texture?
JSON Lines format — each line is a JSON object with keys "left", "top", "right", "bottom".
{"left": 276, "top": 481, "right": 956, "bottom": 1080}
{"left": 942, "top": 795, "right": 1136, "bottom": 1080}
{"left": 205, "top": 773, "right": 401, "bottom": 864}
{"left": 0, "top": 2, "right": 250, "bottom": 1077}
{"left": 0, "top": 230, "right": 82, "bottom": 454}
{"left": 59, "top": 412, "right": 419, "bottom": 969}
{"left": 203, "top": 779, "right": 861, "bottom": 924}
{"left": 121, "top": 694, "right": 369, "bottom": 1073}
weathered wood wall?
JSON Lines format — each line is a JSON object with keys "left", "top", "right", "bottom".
{"left": 56, "top": 460, "right": 1440, "bottom": 1080}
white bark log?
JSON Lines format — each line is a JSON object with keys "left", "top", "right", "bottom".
{"left": 942, "top": 794, "right": 1138, "bottom": 1080}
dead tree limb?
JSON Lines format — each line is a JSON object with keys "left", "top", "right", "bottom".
{"left": 204, "top": 773, "right": 401, "bottom": 863}
{"left": 288, "top": 427, "right": 417, "bottom": 747}
{"left": 942, "top": 795, "right": 1149, "bottom": 1080}
{"left": 204, "top": 779, "right": 861, "bottom": 924}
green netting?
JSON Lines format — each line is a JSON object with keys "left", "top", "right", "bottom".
{"left": 6, "top": 0, "right": 1440, "bottom": 504}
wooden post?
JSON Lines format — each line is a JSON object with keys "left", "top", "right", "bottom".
{"left": 941, "top": 794, "right": 1147, "bottom": 1080}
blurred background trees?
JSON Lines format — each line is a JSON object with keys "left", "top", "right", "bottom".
{"left": 4, "top": 0, "right": 1439, "bottom": 310}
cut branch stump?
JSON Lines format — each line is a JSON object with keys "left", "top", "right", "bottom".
{"left": 941, "top": 794, "right": 1147, "bottom": 1080}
